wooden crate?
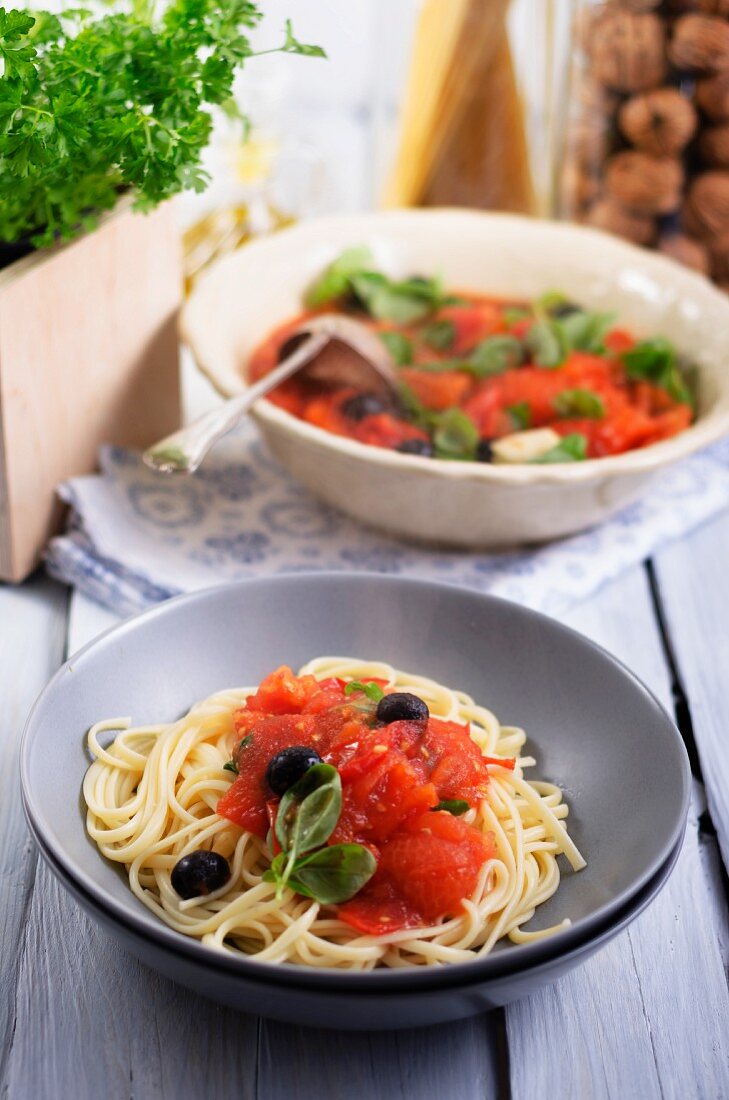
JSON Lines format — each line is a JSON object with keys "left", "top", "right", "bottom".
{"left": 0, "top": 202, "right": 182, "bottom": 582}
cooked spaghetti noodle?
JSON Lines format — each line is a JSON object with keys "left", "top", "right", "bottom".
{"left": 83, "top": 658, "right": 585, "bottom": 969}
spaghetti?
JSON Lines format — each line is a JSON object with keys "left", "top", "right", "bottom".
{"left": 83, "top": 658, "right": 585, "bottom": 969}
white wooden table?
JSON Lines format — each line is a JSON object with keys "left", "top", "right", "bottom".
{"left": 2, "top": 509, "right": 729, "bottom": 1099}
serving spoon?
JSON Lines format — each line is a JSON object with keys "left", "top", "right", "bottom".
{"left": 143, "top": 314, "right": 399, "bottom": 475}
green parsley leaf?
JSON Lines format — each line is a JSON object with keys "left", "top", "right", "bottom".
{"left": 344, "top": 680, "right": 385, "bottom": 703}
{"left": 0, "top": 3, "right": 323, "bottom": 248}
{"left": 506, "top": 401, "right": 531, "bottom": 430}
{"left": 532, "top": 432, "right": 588, "bottom": 464}
{"left": 552, "top": 388, "right": 605, "bottom": 419}
{"left": 379, "top": 330, "right": 413, "bottom": 366}
{"left": 432, "top": 799, "right": 469, "bottom": 816}
{"left": 421, "top": 319, "right": 456, "bottom": 351}
{"left": 282, "top": 17, "right": 326, "bottom": 57}
{"left": 432, "top": 408, "right": 479, "bottom": 460}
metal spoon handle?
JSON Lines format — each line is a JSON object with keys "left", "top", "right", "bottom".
{"left": 143, "top": 331, "right": 330, "bottom": 474}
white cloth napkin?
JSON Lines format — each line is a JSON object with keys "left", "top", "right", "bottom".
{"left": 46, "top": 423, "right": 729, "bottom": 618}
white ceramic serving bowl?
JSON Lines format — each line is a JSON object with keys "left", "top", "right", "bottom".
{"left": 182, "top": 210, "right": 729, "bottom": 548}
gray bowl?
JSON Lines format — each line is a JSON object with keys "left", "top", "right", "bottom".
{"left": 24, "top": 805, "right": 683, "bottom": 1028}
{"left": 21, "top": 574, "right": 690, "bottom": 1026}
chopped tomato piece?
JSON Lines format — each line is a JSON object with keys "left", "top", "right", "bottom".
{"left": 399, "top": 367, "right": 472, "bottom": 411}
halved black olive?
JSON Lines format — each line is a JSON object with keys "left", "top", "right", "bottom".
{"left": 396, "top": 438, "right": 434, "bottom": 457}
{"left": 376, "top": 692, "right": 429, "bottom": 725}
{"left": 266, "top": 746, "right": 324, "bottom": 796}
{"left": 171, "top": 850, "right": 230, "bottom": 900}
{"left": 342, "top": 393, "right": 389, "bottom": 421}
{"left": 476, "top": 438, "right": 494, "bottom": 463}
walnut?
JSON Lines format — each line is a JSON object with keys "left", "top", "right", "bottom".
{"left": 560, "top": 162, "right": 600, "bottom": 213}
{"left": 619, "top": 88, "right": 698, "bottom": 155}
{"left": 606, "top": 0, "right": 662, "bottom": 9}
{"left": 708, "top": 230, "right": 729, "bottom": 279}
{"left": 684, "top": 171, "right": 729, "bottom": 235}
{"left": 585, "top": 198, "right": 657, "bottom": 245}
{"left": 696, "top": 70, "right": 729, "bottom": 119}
{"left": 604, "top": 151, "right": 684, "bottom": 213}
{"left": 668, "top": 0, "right": 729, "bottom": 15}
{"left": 700, "top": 123, "right": 729, "bottom": 166}
{"left": 586, "top": 12, "right": 667, "bottom": 93}
{"left": 658, "top": 232, "right": 711, "bottom": 273}
{"left": 669, "top": 15, "right": 729, "bottom": 73}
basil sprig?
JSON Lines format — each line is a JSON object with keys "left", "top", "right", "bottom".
{"left": 344, "top": 680, "right": 385, "bottom": 703}
{"left": 421, "top": 319, "right": 456, "bottom": 351}
{"left": 262, "top": 764, "right": 376, "bottom": 904}
{"left": 506, "top": 402, "right": 531, "bottom": 430}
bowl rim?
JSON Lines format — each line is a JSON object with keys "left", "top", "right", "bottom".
{"left": 20, "top": 573, "right": 691, "bottom": 990}
{"left": 181, "top": 208, "right": 729, "bottom": 486}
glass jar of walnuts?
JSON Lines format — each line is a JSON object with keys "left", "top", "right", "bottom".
{"left": 559, "top": 0, "right": 729, "bottom": 291}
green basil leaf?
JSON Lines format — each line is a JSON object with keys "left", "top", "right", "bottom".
{"left": 304, "top": 246, "right": 374, "bottom": 307}
{"left": 397, "top": 382, "right": 436, "bottom": 431}
{"left": 275, "top": 763, "right": 342, "bottom": 857}
{"left": 351, "top": 274, "right": 432, "bottom": 325}
{"left": 506, "top": 401, "right": 531, "bottom": 430}
{"left": 379, "top": 330, "right": 413, "bottom": 366}
{"left": 286, "top": 843, "right": 377, "bottom": 905}
{"left": 470, "top": 334, "right": 525, "bottom": 378}
{"left": 526, "top": 319, "right": 567, "bottom": 369}
{"left": 559, "top": 311, "right": 616, "bottom": 354}
{"left": 537, "top": 290, "right": 575, "bottom": 315}
{"left": 344, "top": 680, "right": 385, "bottom": 703}
{"left": 432, "top": 799, "right": 470, "bottom": 816}
{"left": 532, "top": 432, "right": 588, "bottom": 464}
{"left": 552, "top": 388, "right": 605, "bottom": 419}
{"left": 222, "top": 759, "right": 238, "bottom": 774}
{"left": 622, "top": 338, "right": 694, "bottom": 406}
{"left": 504, "top": 307, "right": 532, "bottom": 327}
{"left": 432, "top": 408, "right": 479, "bottom": 460}
{"left": 421, "top": 319, "right": 456, "bottom": 351}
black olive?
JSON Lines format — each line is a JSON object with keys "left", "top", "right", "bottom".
{"left": 277, "top": 332, "right": 310, "bottom": 363}
{"left": 476, "top": 438, "right": 494, "bottom": 463}
{"left": 396, "top": 438, "right": 434, "bottom": 457}
{"left": 376, "top": 692, "right": 429, "bottom": 725}
{"left": 549, "top": 300, "right": 581, "bottom": 319}
{"left": 341, "top": 393, "right": 389, "bottom": 421}
{"left": 171, "top": 850, "right": 230, "bottom": 900}
{"left": 266, "top": 746, "right": 324, "bottom": 796}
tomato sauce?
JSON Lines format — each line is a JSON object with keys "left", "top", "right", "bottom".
{"left": 217, "top": 667, "right": 509, "bottom": 932}
{"left": 247, "top": 296, "right": 693, "bottom": 461}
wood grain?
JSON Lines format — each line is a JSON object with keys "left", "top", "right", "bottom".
{"left": 653, "top": 508, "right": 729, "bottom": 875}
{"left": 508, "top": 566, "right": 729, "bottom": 1100}
{"left": 0, "top": 576, "right": 67, "bottom": 1084}
{"left": 0, "top": 203, "right": 182, "bottom": 583}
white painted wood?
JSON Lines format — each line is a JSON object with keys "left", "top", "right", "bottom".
{"left": 653, "top": 508, "right": 729, "bottom": 876}
{"left": 0, "top": 577, "right": 67, "bottom": 1080}
{"left": 508, "top": 566, "right": 729, "bottom": 1100}
{"left": 4, "top": 865, "right": 260, "bottom": 1100}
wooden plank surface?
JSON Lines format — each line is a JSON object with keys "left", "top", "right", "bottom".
{"left": 653, "top": 509, "right": 729, "bottom": 874}
{"left": 507, "top": 565, "right": 729, "bottom": 1100}
{"left": 0, "top": 576, "right": 68, "bottom": 1085}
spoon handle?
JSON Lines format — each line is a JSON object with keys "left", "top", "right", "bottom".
{"left": 143, "top": 331, "right": 330, "bottom": 475}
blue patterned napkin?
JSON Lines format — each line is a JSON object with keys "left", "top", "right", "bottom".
{"left": 46, "top": 423, "right": 729, "bottom": 618}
